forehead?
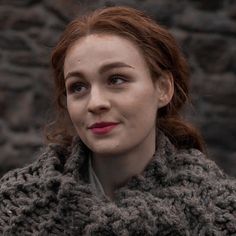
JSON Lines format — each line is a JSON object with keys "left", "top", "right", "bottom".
{"left": 64, "top": 34, "right": 148, "bottom": 72}
{"left": 66, "top": 33, "right": 142, "bottom": 55}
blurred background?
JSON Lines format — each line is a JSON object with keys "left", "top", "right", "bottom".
{"left": 0, "top": 0, "right": 235, "bottom": 177}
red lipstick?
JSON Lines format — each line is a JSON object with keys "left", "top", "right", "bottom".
{"left": 88, "top": 122, "right": 119, "bottom": 135}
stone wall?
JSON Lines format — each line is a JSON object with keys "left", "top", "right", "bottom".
{"left": 0, "top": 0, "right": 235, "bottom": 177}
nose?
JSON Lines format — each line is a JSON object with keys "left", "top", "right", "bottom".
{"left": 87, "top": 86, "right": 111, "bottom": 114}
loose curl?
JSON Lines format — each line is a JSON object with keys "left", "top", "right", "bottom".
{"left": 45, "top": 6, "right": 206, "bottom": 153}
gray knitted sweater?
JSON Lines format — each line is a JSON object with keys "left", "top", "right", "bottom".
{"left": 0, "top": 133, "right": 236, "bottom": 235}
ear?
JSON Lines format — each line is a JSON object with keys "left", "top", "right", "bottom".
{"left": 155, "top": 72, "right": 174, "bottom": 109}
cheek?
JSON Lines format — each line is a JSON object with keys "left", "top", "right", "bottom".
{"left": 66, "top": 99, "right": 84, "bottom": 127}
{"left": 66, "top": 100, "right": 76, "bottom": 120}
{"left": 120, "top": 93, "right": 158, "bottom": 125}
{"left": 129, "top": 87, "right": 158, "bottom": 111}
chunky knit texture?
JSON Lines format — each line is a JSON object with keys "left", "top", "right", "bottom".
{"left": 0, "top": 133, "right": 236, "bottom": 235}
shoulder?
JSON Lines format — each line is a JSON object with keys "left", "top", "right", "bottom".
{"left": 0, "top": 143, "right": 66, "bottom": 187}
{"left": 167, "top": 147, "right": 236, "bottom": 198}
{"left": 0, "top": 143, "right": 68, "bottom": 232}
{"left": 166, "top": 148, "right": 236, "bottom": 234}
{"left": 169, "top": 148, "right": 227, "bottom": 179}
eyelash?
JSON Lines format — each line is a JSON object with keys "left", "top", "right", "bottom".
{"left": 67, "top": 82, "right": 88, "bottom": 95}
{"left": 108, "top": 74, "right": 127, "bottom": 85}
{"left": 67, "top": 74, "right": 128, "bottom": 95}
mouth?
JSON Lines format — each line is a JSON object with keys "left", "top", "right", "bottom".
{"left": 88, "top": 122, "right": 119, "bottom": 135}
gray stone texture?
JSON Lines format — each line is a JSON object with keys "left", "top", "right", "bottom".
{"left": 0, "top": 0, "right": 235, "bottom": 177}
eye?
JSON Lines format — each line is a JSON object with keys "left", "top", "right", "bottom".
{"left": 67, "top": 82, "right": 88, "bottom": 95}
{"left": 108, "top": 74, "right": 127, "bottom": 85}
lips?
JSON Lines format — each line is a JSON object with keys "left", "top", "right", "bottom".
{"left": 88, "top": 122, "right": 119, "bottom": 135}
{"left": 88, "top": 122, "right": 118, "bottom": 129}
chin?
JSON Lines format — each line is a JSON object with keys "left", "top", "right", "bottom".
{"left": 91, "top": 148, "right": 119, "bottom": 157}
{"left": 89, "top": 143, "right": 125, "bottom": 157}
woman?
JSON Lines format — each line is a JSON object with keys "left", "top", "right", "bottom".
{"left": 0, "top": 6, "right": 235, "bottom": 235}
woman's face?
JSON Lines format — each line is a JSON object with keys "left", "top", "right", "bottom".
{"left": 64, "top": 34, "right": 171, "bottom": 156}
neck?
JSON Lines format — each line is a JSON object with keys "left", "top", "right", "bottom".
{"left": 91, "top": 132, "right": 156, "bottom": 199}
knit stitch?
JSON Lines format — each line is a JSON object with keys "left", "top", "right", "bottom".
{"left": 0, "top": 133, "right": 235, "bottom": 235}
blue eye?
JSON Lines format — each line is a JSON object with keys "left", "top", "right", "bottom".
{"left": 68, "top": 82, "right": 88, "bottom": 94}
{"left": 109, "top": 75, "right": 126, "bottom": 85}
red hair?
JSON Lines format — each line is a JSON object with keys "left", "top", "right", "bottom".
{"left": 46, "top": 6, "right": 206, "bottom": 152}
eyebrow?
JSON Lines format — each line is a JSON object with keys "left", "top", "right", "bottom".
{"left": 64, "top": 62, "right": 134, "bottom": 81}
